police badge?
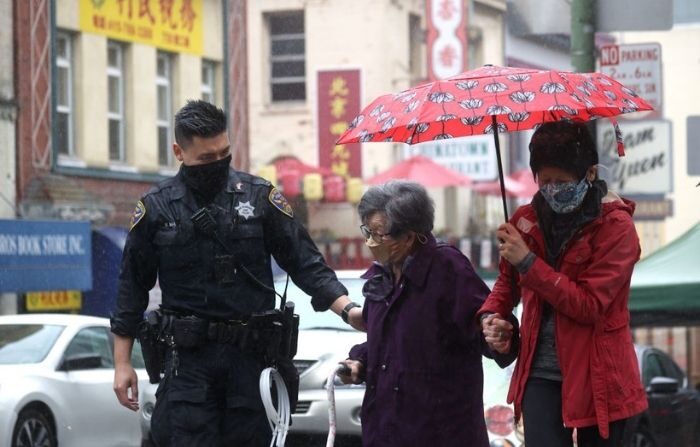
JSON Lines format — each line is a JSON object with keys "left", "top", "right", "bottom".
{"left": 268, "top": 188, "right": 294, "bottom": 218}
{"left": 234, "top": 201, "right": 256, "bottom": 220}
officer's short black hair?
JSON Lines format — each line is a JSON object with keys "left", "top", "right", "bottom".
{"left": 529, "top": 121, "right": 598, "bottom": 180}
{"left": 358, "top": 181, "right": 434, "bottom": 236}
{"left": 174, "top": 100, "right": 227, "bottom": 148}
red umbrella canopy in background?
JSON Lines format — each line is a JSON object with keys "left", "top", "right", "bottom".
{"left": 472, "top": 167, "right": 539, "bottom": 198}
{"left": 366, "top": 155, "right": 472, "bottom": 188}
{"left": 272, "top": 155, "right": 332, "bottom": 176}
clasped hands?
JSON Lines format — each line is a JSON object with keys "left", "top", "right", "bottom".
{"left": 481, "top": 313, "right": 514, "bottom": 354}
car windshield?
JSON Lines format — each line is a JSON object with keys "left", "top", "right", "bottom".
{"left": 0, "top": 324, "right": 65, "bottom": 364}
{"left": 274, "top": 274, "right": 366, "bottom": 330}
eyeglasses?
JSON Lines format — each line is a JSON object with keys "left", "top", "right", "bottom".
{"left": 360, "top": 224, "right": 392, "bottom": 243}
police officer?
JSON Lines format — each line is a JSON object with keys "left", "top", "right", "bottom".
{"left": 111, "top": 100, "right": 363, "bottom": 446}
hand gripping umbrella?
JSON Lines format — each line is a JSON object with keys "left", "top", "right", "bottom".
{"left": 337, "top": 64, "right": 653, "bottom": 221}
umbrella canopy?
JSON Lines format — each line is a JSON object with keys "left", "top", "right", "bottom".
{"left": 630, "top": 222, "right": 700, "bottom": 327}
{"left": 473, "top": 168, "right": 538, "bottom": 198}
{"left": 337, "top": 64, "right": 653, "bottom": 220}
{"left": 338, "top": 65, "right": 651, "bottom": 153}
{"left": 366, "top": 155, "right": 472, "bottom": 188}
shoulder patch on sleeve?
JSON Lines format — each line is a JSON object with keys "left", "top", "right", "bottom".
{"left": 268, "top": 188, "right": 294, "bottom": 218}
{"left": 129, "top": 200, "right": 146, "bottom": 231}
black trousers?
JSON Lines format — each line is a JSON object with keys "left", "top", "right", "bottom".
{"left": 522, "top": 377, "right": 627, "bottom": 447}
{"left": 150, "top": 342, "right": 271, "bottom": 447}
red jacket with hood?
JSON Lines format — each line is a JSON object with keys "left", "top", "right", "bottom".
{"left": 478, "top": 195, "right": 648, "bottom": 438}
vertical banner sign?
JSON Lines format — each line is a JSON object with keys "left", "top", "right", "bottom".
{"left": 426, "top": 0, "right": 467, "bottom": 80}
{"left": 80, "top": 0, "right": 203, "bottom": 55}
{"left": 317, "top": 69, "right": 362, "bottom": 177}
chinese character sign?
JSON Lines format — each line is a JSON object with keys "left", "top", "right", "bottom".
{"left": 317, "top": 69, "right": 362, "bottom": 178}
{"left": 80, "top": 0, "right": 203, "bottom": 55}
{"left": 427, "top": 0, "right": 467, "bottom": 80}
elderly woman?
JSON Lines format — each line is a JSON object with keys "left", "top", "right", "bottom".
{"left": 340, "top": 181, "right": 517, "bottom": 447}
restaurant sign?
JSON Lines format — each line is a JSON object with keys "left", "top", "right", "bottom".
{"left": 80, "top": 0, "right": 203, "bottom": 55}
{"left": 597, "top": 120, "right": 672, "bottom": 195}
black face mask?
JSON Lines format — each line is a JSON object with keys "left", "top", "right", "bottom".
{"left": 180, "top": 155, "right": 232, "bottom": 203}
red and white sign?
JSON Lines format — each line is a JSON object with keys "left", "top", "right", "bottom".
{"left": 317, "top": 69, "right": 362, "bottom": 178}
{"left": 426, "top": 0, "right": 467, "bottom": 80}
{"left": 599, "top": 43, "right": 662, "bottom": 116}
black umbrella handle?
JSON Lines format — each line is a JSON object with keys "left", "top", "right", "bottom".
{"left": 490, "top": 116, "right": 521, "bottom": 307}
{"left": 491, "top": 115, "right": 509, "bottom": 222}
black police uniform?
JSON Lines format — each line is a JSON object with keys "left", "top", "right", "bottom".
{"left": 110, "top": 168, "right": 348, "bottom": 447}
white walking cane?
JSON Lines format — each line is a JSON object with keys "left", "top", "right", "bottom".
{"left": 326, "top": 363, "right": 352, "bottom": 447}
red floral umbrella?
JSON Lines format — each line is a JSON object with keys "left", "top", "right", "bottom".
{"left": 337, "top": 65, "right": 653, "bottom": 219}
{"left": 366, "top": 155, "right": 472, "bottom": 188}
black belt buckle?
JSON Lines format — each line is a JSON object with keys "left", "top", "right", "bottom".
{"left": 172, "top": 317, "right": 208, "bottom": 348}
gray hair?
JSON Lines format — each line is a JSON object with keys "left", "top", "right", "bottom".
{"left": 358, "top": 181, "right": 434, "bottom": 236}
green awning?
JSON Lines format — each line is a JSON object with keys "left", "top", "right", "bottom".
{"left": 630, "top": 222, "right": 700, "bottom": 327}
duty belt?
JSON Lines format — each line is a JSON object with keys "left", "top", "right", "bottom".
{"left": 206, "top": 320, "right": 253, "bottom": 344}
{"left": 170, "top": 315, "right": 258, "bottom": 349}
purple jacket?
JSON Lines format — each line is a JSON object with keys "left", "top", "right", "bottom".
{"left": 349, "top": 235, "right": 516, "bottom": 447}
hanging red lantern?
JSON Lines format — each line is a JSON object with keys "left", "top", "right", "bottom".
{"left": 278, "top": 170, "right": 301, "bottom": 198}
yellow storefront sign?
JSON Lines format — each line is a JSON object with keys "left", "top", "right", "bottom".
{"left": 26, "top": 291, "right": 82, "bottom": 312}
{"left": 79, "top": 0, "right": 203, "bottom": 55}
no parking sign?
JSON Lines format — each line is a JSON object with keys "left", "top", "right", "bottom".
{"left": 599, "top": 43, "right": 663, "bottom": 117}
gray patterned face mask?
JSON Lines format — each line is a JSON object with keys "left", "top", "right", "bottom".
{"left": 539, "top": 177, "right": 590, "bottom": 214}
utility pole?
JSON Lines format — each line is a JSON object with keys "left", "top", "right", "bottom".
{"left": 570, "top": 0, "right": 598, "bottom": 166}
{"left": 570, "top": 0, "right": 596, "bottom": 72}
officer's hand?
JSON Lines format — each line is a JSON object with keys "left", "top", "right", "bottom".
{"left": 482, "top": 313, "right": 514, "bottom": 354}
{"left": 338, "top": 360, "right": 364, "bottom": 385}
{"left": 113, "top": 362, "right": 140, "bottom": 411}
{"left": 347, "top": 307, "right": 366, "bottom": 332}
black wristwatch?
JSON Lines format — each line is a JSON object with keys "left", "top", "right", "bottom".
{"left": 341, "top": 302, "right": 361, "bottom": 323}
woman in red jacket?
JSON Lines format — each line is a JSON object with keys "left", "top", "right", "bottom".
{"left": 479, "top": 121, "right": 648, "bottom": 447}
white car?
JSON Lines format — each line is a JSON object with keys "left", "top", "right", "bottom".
{"left": 0, "top": 313, "right": 155, "bottom": 447}
{"left": 278, "top": 270, "right": 524, "bottom": 447}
